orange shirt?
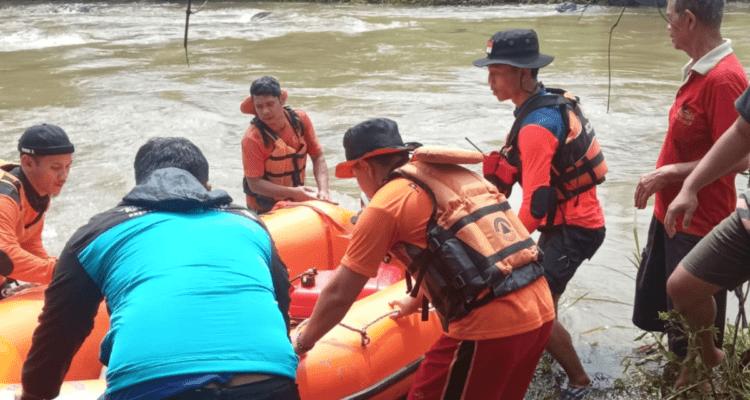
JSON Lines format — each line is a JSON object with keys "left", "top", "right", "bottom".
{"left": 341, "top": 177, "right": 555, "bottom": 340}
{"left": 241, "top": 109, "right": 323, "bottom": 179}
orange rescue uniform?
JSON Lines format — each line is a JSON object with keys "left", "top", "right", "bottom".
{"left": 241, "top": 109, "right": 324, "bottom": 211}
{"left": 0, "top": 164, "right": 56, "bottom": 284}
{"left": 341, "top": 177, "right": 555, "bottom": 340}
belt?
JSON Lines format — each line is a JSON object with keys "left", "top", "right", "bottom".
{"left": 202, "top": 373, "right": 273, "bottom": 388}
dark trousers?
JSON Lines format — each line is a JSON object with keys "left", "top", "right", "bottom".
{"left": 632, "top": 217, "right": 727, "bottom": 357}
{"left": 164, "top": 377, "right": 300, "bottom": 400}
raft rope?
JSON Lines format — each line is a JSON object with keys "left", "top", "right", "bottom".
{"left": 338, "top": 310, "right": 401, "bottom": 346}
{"left": 0, "top": 281, "right": 39, "bottom": 300}
{"left": 296, "top": 306, "right": 435, "bottom": 347}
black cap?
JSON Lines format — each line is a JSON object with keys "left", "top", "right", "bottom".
{"left": 335, "top": 118, "right": 421, "bottom": 178}
{"left": 18, "top": 124, "right": 75, "bottom": 156}
{"left": 473, "top": 29, "right": 554, "bottom": 69}
{"left": 250, "top": 76, "right": 282, "bottom": 97}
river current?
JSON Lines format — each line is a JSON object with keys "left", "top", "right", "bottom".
{"left": 1, "top": 0, "right": 750, "bottom": 394}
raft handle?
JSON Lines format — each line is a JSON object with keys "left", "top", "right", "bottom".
{"left": 290, "top": 268, "right": 318, "bottom": 287}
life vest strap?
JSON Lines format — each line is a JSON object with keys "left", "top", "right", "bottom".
{"left": 268, "top": 152, "right": 306, "bottom": 162}
{"left": 263, "top": 170, "right": 306, "bottom": 181}
{"left": 554, "top": 151, "right": 605, "bottom": 184}
{"left": 448, "top": 202, "right": 512, "bottom": 235}
{"left": 242, "top": 177, "right": 277, "bottom": 213}
{"left": 484, "top": 237, "right": 537, "bottom": 269}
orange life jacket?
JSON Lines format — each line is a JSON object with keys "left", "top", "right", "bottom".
{"left": 243, "top": 107, "right": 308, "bottom": 212}
{"left": 505, "top": 87, "right": 608, "bottom": 201}
{"left": 0, "top": 165, "right": 22, "bottom": 205}
{"left": 390, "top": 158, "right": 544, "bottom": 331}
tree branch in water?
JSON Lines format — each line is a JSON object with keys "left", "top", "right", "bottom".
{"left": 184, "top": 0, "right": 209, "bottom": 67}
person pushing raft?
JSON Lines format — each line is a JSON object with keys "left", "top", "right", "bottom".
{"left": 293, "top": 118, "right": 555, "bottom": 400}
{"left": 0, "top": 124, "right": 74, "bottom": 287}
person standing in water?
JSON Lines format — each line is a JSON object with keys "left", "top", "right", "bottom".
{"left": 632, "top": 0, "right": 748, "bottom": 386}
{"left": 240, "top": 76, "right": 330, "bottom": 213}
{"left": 474, "top": 29, "right": 606, "bottom": 399}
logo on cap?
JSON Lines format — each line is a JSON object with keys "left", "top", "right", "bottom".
{"left": 486, "top": 40, "right": 493, "bottom": 56}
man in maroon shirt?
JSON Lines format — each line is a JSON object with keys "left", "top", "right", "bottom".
{"left": 632, "top": 0, "right": 748, "bottom": 381}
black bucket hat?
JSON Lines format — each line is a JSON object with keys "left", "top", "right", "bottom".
{"left": 473, "top": 29, "right": 554, "bottom": 69}
{"left": 18, "top": 124, "right": 75, "bottom": 156}
{"left": 335, "top": 118, "right": 421, "bottom": 179}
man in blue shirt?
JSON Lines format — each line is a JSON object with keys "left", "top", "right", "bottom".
{"left": 19, "top": 137, "right": 299, "bottom": 400}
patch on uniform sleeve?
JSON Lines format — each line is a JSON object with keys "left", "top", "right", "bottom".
{"left": 0, "top": 250, "right": 13, "bottom": 277}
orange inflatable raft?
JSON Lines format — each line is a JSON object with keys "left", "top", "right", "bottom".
{"left": 262, "top": 201, "right": 357, "bottom": 278}
{"left": 0, "top": 200, "right": 355, "bottom": 384}
{"left": 0, "top": 285, "right": 110, "bottom": 384}
{"left": 0, "top": 201, "right": 442, "bottom": 399}
{"left": 0, "top": 281, "right": 442, "bottom": 399}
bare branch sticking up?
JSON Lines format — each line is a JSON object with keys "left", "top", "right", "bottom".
{"left": 184, "top": 0, "right": 209, "bottom": 67}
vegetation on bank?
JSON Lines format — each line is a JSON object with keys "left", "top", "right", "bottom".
{"left": 624, "top": 313, "right": 750, "bottom": 399}
{"left": 619, "top": 232, "right": 750, "bottom": 399}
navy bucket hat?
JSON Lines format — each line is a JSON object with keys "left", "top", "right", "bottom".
{"left": 473, "top": 29, "right": 554, "bottom": 69}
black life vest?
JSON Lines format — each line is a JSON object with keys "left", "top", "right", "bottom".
{"left": 504, "top": 87, "right": 607, "bottom": 202}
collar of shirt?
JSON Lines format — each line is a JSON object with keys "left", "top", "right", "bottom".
{"left": 681, "top": 39, "right": 734, "bottom": 81}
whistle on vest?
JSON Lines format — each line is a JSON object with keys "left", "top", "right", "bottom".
{"left": 482, "top": 151, "right": 518, "bottom": 197}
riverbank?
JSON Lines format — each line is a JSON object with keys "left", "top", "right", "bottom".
{"left": 248, "top": 0, "right": 746, "bottom": 5}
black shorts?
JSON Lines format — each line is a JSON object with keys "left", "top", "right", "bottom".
{"left": 537, "top": 224, "right": 605, "bottom": 295}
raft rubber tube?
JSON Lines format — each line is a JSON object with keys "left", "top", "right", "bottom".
{"left": 0, "top": 281, "right": 443, "bottom": 400}
{"left": 0, "top": 285, "right": 110, "bottom": 384}
{"left": 1, "top": 201, "right": 353, "bottom": 385}
{"left": 0, "top": 202, "right": 441, "bottom": 398}
{"left": 262, "top": 201, "right": 357, "bottom": 278}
